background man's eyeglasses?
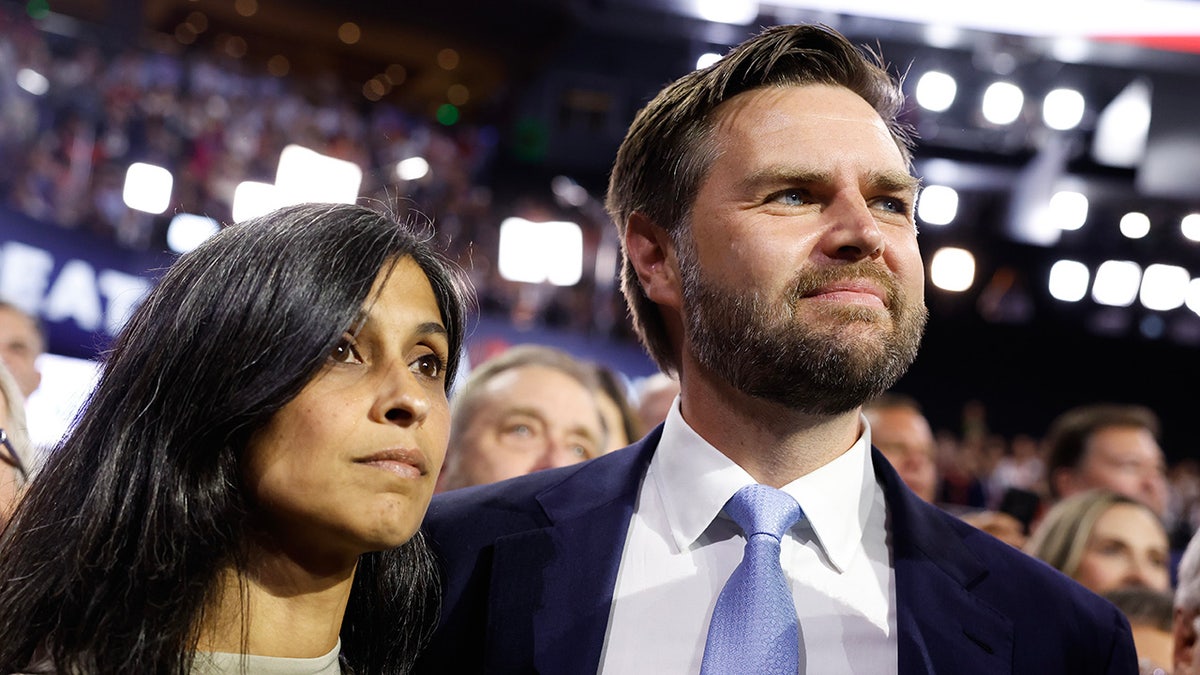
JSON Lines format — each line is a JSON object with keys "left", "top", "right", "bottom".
{"left": 0, "top": 428, "right": 28, "bottom": 482}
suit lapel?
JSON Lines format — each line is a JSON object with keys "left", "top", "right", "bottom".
{"left": 875, "top": 450, "right": 1014, "bottom": 674}
{"left": 482, "top": 438, "right": 1016, "bottom": 673}
{"left": 487, "top": 430, "right": 660, "bottom": 674}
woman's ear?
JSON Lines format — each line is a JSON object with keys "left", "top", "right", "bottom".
{"left": 624, "top": 212, "right": 682, "bottom": 309}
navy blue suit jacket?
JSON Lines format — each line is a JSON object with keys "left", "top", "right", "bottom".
{"left": 417, "top": 426, "right": 1137, "bottom": 674}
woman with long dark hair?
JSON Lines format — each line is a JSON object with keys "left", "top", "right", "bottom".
{"left": 0, "top": 202, "right": 471, "bottom": 674}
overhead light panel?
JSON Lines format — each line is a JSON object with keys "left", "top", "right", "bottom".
{"left": 691, "top": 0, "right": 758, "bottom": 24}
{"left": 929, "top": 247, "right": 975, "bottom": 292}
{"left": 275, "top": 144, "right": 362, "bottom": 206}
{"left": 1139, "top": 263, "right": 1189, "bottom": 311}
{"left": 1048, "top": 259, "right": 1090, "bottom": 302}
{"left": 696, "top": 52, "right": 723, "bottom": 69}
{"left": 917, "top": 185, "right": 958, "bottom": 225}
{"left": 498, "top": 217, "right": 583, "bottom": 286}
{"left": 166, "top": 213, "right": 220, "bottom": 254}
{"left": 982, "top": 81, "right": 1024, "bottom": 125}
{"left": 1119, "top": 212, "right": 1151, "bottom": 239}
{"left": 1092, "top": 78, "right": 1151, "bottom": 168}
{"left": 395, "top": 156, "right": 430, "bottom": 181}
{"left": 122, "top": 162, "right": 173, "bottom": 214}
{"left": 1042, "top": 88, "right": 1085, "bottom": 131}
{"left": 231, "top": 181, "right": 281, "bottom": 223}
{"left": 1092, "top": 260, "right": 1142, "bottom": 307}
{"left": 1182, "top": 213, "right": 1200, "bottom": 242}
{"left": 915, "top": 71, "right": 957, "bottom": 112}
{"left": 1049, "top": 190, "right": 1088, "bottom": 231}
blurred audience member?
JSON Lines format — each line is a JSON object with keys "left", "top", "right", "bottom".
{"left": 1026, "top": 489, "right": 1171, "bottom": 595}
{"left": 1104, "top": 586, "right": 1174, "bottom": 675}
{"left": 0, "top": 302, "right": 43, "bottom": 399}
{"left": 592, "top": 364, "right": 641, "bottom": 453}
{"left": 1174, "top": 528, "right": 1200, "bottom": 675}
{"left": 989, "top": 432, "right": 1046, "bottom": 508}
{"left": 1044, "top": 403, "right": 1169, "bottom": 519}
{"left": 0, "top": 360, "right": 34, "bottom": 528}
{"left": 1168, "top": 459, "right": 1200, "bottom": 557}
{"left": 864, "top": 394, "right": 1028, "bottom": 547}
{"left": 633, "top": 372, "right": 678, "bottom": 432}
{"left": 863, "top": 392, "right": 938, "bottom": 503}
{"left": 960, "top": 509, "right": 1029, "bottom": 549}
{"left": 437, "top": 344, "right": 606, "bottom": 491}
{"left": 935, "top": 430, "right": 988, "bottom": 510}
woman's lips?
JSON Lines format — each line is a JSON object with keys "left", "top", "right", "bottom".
{"left": 356, "top": 448, "right": 427, "bottom": 479}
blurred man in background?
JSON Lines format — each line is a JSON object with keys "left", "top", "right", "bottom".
{"left": 865, "top": 392, "right": 1028, "bottom": 547}
{"left": 0, "top": 302, "right": 43, "bottom": 399}
{"left": 862, "top": 392, "right": 938, "bottom": 503}
{"left": 1044, "top": 403, "right": 1168, "bottom": 519}
{"left": 437, "top": 344, "right": 607, "bottom": 491}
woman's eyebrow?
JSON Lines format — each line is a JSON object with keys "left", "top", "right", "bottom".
{"left": 415, "top": 321, "right": 448, "bottom": 339}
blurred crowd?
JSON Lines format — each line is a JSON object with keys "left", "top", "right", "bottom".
{"left": 0, "top": 5, "right": 621, "bottom": 340}
{"left": 0, "top": 5, "right": 488, "bottom": 249}
{"left": 926, "top": 398, "right": 1200, "bottom": 554}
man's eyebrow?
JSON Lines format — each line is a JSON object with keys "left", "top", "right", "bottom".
{"left": 868, "top": 170, "right": 921, "bottom": 195}
{"left": 739, "top": 167, "right": 920, "bottom": 194}
{"left": 739, "top": 167, "right": 830, "bottom": 190}
{"left": 569, "top": 423, "right": 604, "bottom": 444}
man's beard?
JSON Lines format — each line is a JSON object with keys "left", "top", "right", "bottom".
{"left": 679, "top": 246, "right": 927, "bottom": 416}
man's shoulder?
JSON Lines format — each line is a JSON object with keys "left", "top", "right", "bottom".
{"left": 427, "top": 462, "right": 577, "bottom": 520}
{"left": 921, "top": 501, "right": 1125, "bottom": 620}
{"left": 897, "top": 501, "right": 1135, "bottom": 671}
{"left": 425, "top": 443, "right": 650, "bottom": 534}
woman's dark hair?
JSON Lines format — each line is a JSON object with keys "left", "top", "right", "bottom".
{"left": 0, "top": 203, "right": 471, "bottom": 674}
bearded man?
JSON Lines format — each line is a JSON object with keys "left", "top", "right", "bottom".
{"left": 416, "top": 23, "right": 1134, "bottom": 675}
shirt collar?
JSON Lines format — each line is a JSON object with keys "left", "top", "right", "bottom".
{"left": 654, "top": 399, "right": 876, "bottom": 574}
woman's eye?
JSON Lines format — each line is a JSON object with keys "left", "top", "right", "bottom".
{"left": 412, "top": 353, "right": 444, "bottom": 379}
{"left": 329, "top": 335, "right": 363, "bottom": 364}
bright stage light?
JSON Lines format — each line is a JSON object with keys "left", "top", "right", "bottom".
{"left": 122, "top": 162, "right": 173, "bottom": 214}
{"left": 497, "top": 217, "right": 583, "bottom": 286}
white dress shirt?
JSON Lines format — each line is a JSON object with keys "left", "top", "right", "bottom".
{"left": 598, "top": 398, "right": 897, "bottom": 674}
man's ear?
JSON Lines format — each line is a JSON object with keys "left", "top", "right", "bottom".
{"left": 1050, "top": 467, "right": 1077, "bottom": 501}
{"left": 1175, "top": 607, "right": 1197, "bottom": 674}
{"left": 624, "top": 212, "right": 682, "bottom": 309}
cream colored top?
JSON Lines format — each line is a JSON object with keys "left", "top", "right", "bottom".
{"left": 191, "top": 640, "right": 342, "bottom": 675}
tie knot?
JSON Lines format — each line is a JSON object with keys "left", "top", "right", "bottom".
{"left": 724, "top": 484, "right": 802, "bottom": 540}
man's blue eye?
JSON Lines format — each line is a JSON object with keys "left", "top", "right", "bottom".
{"left": 772, "top": 190, "right": 807, "bottom": 206}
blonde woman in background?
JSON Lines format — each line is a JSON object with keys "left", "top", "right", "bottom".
{"left": 0, "top": 358, "right": 34, "bottom": 528}
{"left": 1026, "top": 488, "right": 1171, "bottom": 595}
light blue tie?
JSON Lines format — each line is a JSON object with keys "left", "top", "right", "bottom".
{"left": 700, "top": 484, "right": 803, "bottom": 675}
